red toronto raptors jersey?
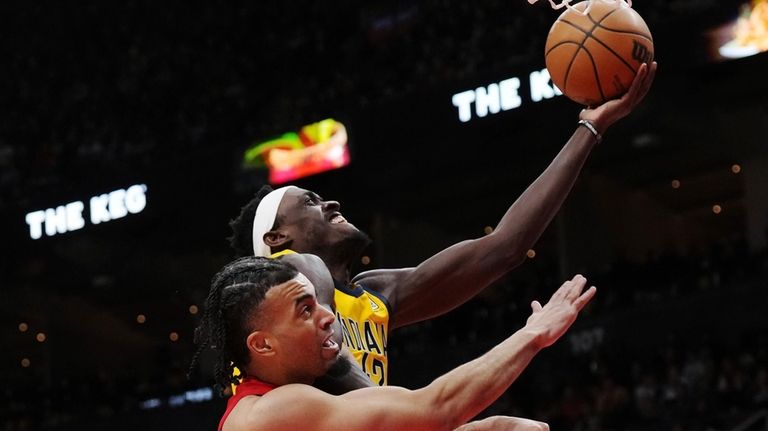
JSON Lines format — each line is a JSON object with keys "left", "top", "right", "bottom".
{"left": 218, "top": 377, "right": 276, "bottom": 431}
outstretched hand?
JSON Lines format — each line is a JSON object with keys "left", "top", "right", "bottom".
{"left": 524, "top": 275, "right": 596, "bottom": 349}
{"left": 579, "top": 61, "right": 657, "bottom": 134}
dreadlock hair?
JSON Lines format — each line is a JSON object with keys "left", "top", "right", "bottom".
{"left": 228, "top": 185, "right": 274, "bottom": 257}
{"left": 189, "top": 256, "right": 298, "bottom": 396}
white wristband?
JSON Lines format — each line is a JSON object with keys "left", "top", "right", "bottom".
{"left": 578, "top": 119, "right": 602, "bottom": 144}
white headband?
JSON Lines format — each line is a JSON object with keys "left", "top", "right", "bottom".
{"left": 252, "top": 186, "right": 297, "bottom": 257}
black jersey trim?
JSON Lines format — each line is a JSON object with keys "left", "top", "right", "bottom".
{"left": 333, "top": 278, "right": 364, "bottom": 296}
{"left": 333, "top": 278, "right": 393, "bottom": 316}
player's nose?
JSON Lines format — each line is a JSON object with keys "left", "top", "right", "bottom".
{"left": 322, "top": 200, "right": 340, "bottom": 213}
{"left": 317, "top": 304, "right": 335, "bottom": 330}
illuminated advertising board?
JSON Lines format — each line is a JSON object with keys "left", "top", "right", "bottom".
{"left": 24, "top": 184, "right": 148, "bottom": 240}
{"left": 243, "top": 118, "right": 351, "bottom": 184}
{"left": 710, "top": 0, "right": 768, "bottom": 61}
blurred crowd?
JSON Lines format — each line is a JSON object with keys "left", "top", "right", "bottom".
{"left": 1, "top": 0, "right": 736, "bottom": 208}
{"left": 1, "top": 0, "right": 550, "bottom": 209}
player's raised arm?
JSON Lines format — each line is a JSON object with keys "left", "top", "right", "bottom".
{"left": 356, "top": 63, "right": 655, "bottom": 330}
{"left": 234, "top": 276, "right": 595, "bottom": 431}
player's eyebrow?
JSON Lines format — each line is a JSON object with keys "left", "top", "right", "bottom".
{"left": 294, "top": 293, "right": 313, "bottom": 307}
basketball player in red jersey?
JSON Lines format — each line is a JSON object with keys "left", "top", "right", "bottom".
{"left": 192, "top": 257, "right": 596, "bottom": 431}
{"left": 251, "top": 252, "right": 551, "bottom": 429}
{"left": 227, "top": 62, "right": 656, "bottom": 389}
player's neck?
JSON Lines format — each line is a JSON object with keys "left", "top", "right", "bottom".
{"left": 247, "top": 366, "right": 314, "bottom": 387}
{"left": 309, "top": 250, "right": 353, "bottom": 283}
{"left": 324, "top": 260, "right": 352, "bottom": 284}
{"left": 305, "top": 230, "right": 369, "bottom": 282}
{"left": 329, "top": 265, "right": 351, "bottom": 284}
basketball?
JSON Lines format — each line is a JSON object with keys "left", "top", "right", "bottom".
{"left": 545, "top": 1, "right": 654, "bottom": 106}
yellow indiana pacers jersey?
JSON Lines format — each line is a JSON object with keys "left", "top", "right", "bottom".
{"left": 333, "top": 279, "right": 390, "bottom": 386}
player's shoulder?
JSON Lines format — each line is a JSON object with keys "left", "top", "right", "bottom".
{"left": 230, "top": 385, "right": 334, "bottom": 431}
{"left": 276, "top": 253, "right": 331, "bottom": 281}
{"left": 276, "top": 253, "right": 335, "bottom": 301}
{"left": 274, "top": 251, "right": 323, "bottom": 267}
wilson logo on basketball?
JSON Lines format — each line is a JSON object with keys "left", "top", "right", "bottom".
{"left": 631, "top": 41, "right": 653, "bottom": 64}
{"left": 545, "top": 1, "right": 654, "bottom": 105}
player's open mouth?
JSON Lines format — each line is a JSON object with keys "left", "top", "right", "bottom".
{"left": 329, "top": 213, "right": 347, "bottom": 224}
{"left": 321, "top": 333, "right": 340, "bottom": 358}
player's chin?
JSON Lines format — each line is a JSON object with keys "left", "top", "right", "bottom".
{"left": 323, "top": 353, "right": 352, "bottom": 378}
{"left": 332, "top": 221, "right": 359, "bottom": 234}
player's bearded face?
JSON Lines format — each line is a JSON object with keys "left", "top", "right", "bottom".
{"left": 279, "top": 188, "right": 371, "bottom": 260}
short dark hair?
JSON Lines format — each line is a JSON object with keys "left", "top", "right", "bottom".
{"left": 228, "top": 185, "right": 274, "bottom": 257}
{"left": 189, "top": 256, "right": 298, "bottom": 395}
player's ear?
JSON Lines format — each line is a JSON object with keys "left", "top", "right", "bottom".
{"left": 247, "top": 331, "right": 276, "bottom": 357}
{"left": 263, "top": 230, "right": 290, "bottom": 249}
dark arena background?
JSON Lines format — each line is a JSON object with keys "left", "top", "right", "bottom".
{"left": 2, "top": 1, "right": 768, "bottom": 430}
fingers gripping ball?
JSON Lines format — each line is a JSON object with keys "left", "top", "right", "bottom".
{"left": 545, "top": 1, "right": 654, "bottom": 106}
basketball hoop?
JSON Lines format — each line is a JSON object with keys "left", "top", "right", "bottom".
{"left": 529, "top": 0, "right": 633, "bottom": 14}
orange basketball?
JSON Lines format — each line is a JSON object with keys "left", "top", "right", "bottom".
{"left": 545, "top": 1, "right": 654, "bottom": 106}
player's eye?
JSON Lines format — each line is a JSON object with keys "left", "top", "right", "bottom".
{"left": 301, "top": 304, "right": 313, "bottom": 317}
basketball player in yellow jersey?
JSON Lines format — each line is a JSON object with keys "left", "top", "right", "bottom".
{"left": 228, "top": 62, "right": 657, "bottom": 391}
